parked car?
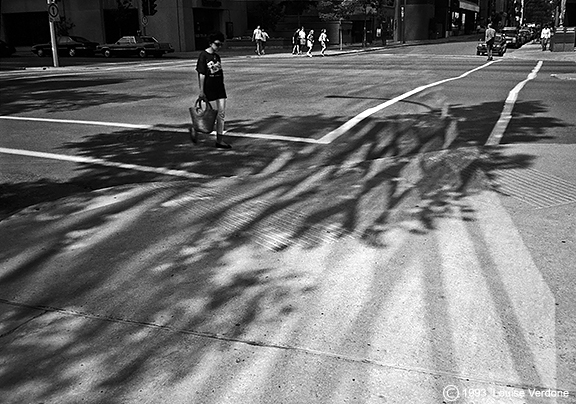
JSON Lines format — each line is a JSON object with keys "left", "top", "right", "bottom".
{"left": 98, "top": 36, "right": 174, "bottom": 58}
{"left": 519, "top": 28, "right": 533, "bottom": 44}
{"left": 501, "top": 27, "right": 522, "bottom": 48}
{"left": 0, "top": 39, "right": 16, "bottom": 57}
{"left": 476, "top": 34, "right": 507, "bottom": 56}
{"left": 31, "top": 35, "right": 99, "bottom": 57}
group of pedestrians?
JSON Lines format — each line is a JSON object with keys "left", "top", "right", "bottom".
{"left": 251, "top": 25, "right": 270, "bottom": 55}
{"left": 251, "top": 25, "right": 330, "bottom": 57}
{"left": 292, "top": 27, "right": 329, "bottom": 57}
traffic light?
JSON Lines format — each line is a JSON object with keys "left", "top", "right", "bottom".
{"left": 451, "top": 0, "right": 460, "bottom": 12}
{"left": 149, "top": 0, "right": 157, "bottom": 15}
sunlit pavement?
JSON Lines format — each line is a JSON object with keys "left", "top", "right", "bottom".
{"left": 1, "top": 121, "right": 575, "bottom": 403}
{"left": 0, "top": 39, "right": 575, "bottom": 403}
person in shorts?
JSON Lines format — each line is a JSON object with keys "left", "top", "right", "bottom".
{"left": 292, "top": 28, "right": 300, "bottom": 55}
{"left": 195, "top": 32, "right": 231, "bottom": 149}
{"left": 306, "top": 29, "right": 315, "bottom": 57}
{"left": 261, "top": 28, "right": 270, "bottom": 55}
{"left": 252, "top": 25, "right": 263, "bottom": 55}
{"left": 485, "top": 23, "right": 496, "bottom": 61}
{"left": 298, "top": 27, "right": 306, "bottom": 55}
{"left": 319, "top": 29, "right": 329, "bottom": 56}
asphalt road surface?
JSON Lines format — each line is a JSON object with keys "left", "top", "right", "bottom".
{"left": 0, "top": 41, "right": 575, "bottom": 403}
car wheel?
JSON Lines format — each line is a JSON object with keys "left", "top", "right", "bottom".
{"left": 103, "top": 49, "right": 111, "bottom": 58}
{"left": 69, "top": 48, "right": 76, "bottom": 57}
{"left": 37, "top": 49, "right": 45, "bottom": 57}
{"left": 139, "top": 49, "right": 147, "bottom": 58}
{"left": 476, "top": 51, "right": 481, "bottom": 55}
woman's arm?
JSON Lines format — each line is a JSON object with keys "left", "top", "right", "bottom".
{"left": 198, "top": 73, "right": 206, "bottom": 99}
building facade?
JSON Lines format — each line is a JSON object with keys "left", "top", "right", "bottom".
{"left": 0, "top": 0, "right": 251, "bottom": 51}
{"left": 2, "top": 0, "right": 571, "bottom": 50}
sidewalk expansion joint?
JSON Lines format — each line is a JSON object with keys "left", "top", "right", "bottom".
{"left": 1, "top": 298, "right": 573, "bottom": 395}
{"left": 0, "top": 305, "right": 48, "bottom": 339}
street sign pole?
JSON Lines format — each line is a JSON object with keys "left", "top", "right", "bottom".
{"left": 139, "top": 0, "right": 147, "bottom": 36}
{"left": 47, "top": 0, "right": 60, "bottom": 67}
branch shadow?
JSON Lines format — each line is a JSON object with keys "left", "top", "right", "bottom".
{"left": 0, "top": 96, "right": 570, "bottom": 402}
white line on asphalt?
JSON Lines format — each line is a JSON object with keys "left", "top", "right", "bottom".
{"left": 0, "top": 147, "right": 209, "bottom": 179}
{"left": 0, "top": 60, "right": 193, "bottom": 80}
{"left": 96, "top": 60, "right": 192, "bottom": 72}
{"left": 224, "top": 131, "right": 321, "bottom": 144}
{"left": 0, "top": 116, "right": 323, "bottom": 144}
{"left": 0, "top": 115, "right": 152, "bottom": 130}
{"left": 317, "top": 60, "right": 501, "bottom": 144}
{"left": 485, "top": 61, "right": 543, "bottom": 146}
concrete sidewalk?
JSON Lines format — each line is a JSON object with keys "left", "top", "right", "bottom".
{"left": 506, "top": 41, "right": 576, "bottom": 63}
{"left": 1, "top": 136, "right": 575, "bottom": 403}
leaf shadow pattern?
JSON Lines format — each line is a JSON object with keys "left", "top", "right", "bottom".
{"left": 0, "top": 98, "right": 568, "bottom": 403}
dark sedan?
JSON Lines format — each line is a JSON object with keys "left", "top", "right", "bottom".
{"left": 502, "top": 27, "right": 522, "bottom": 48}
{"left": 32, "top": 36, "right": 99, "bottom": 57}
{"left": 98, "top": 35, "right": 174, "bottom": 58}
{"left": 476, "top": 34, "right": 507, "bottom": 56}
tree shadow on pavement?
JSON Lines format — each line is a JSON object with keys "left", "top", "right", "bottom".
{"left": 0, "top": 97, "right": 568, "bottom": 403}
{"left": 453, "top": 99, "right": 571, "bottom": 146}
{"left": 0, "top": 76, "right": 150, "bottom": 115}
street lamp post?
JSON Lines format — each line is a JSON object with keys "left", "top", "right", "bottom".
{"left": 402, "top": 0, "right": 406, "bottom": 43}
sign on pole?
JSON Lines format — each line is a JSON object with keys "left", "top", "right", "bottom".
{"left": 47, "top": 1, "right": 60, "bottom": 67}
{"left": 48, "top": 3, "right": 60, "bottom": 22}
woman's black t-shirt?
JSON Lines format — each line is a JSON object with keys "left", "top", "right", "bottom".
{"left": 196, "top": 50, "right": 227, "bottom": 101}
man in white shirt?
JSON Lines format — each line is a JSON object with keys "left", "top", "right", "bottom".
{"left": 298, "top": 27, "right": 306, "bottom": 55}
{"left": 540, "top": 26, "right": 551, "bottom": 51}
{"left": 252, "top": 25, "right": 263, "bottom": 55}
{"left": 485, "top": 23, "right": 496, "bottom": 61}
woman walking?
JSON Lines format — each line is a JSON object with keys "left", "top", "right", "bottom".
{"left": 195, "top": 32, "right": 231, "bottom": 149}
{"left": 306, "top": 29, "right": 315, "bottom": 57}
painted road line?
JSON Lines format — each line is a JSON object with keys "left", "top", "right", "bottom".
{"left": 485, "top": 61, "right": 543, "bottom": 146}
{"left": 0, "top": 60, "right": 193, "bottom": 80}
{"left": 317, "top": 60, "right": 500, "bottom": 144}
{"left": 224, "top": 131, "right": 321, "bottom": 144}
{"left": 0, "top": 116, "right": 323, "bottom": 144}
{"left": 0, "top": 147, "right": 209, "bottom": 179}
{"left": 0, "top": 115, "right": 152, "bottom": 130}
